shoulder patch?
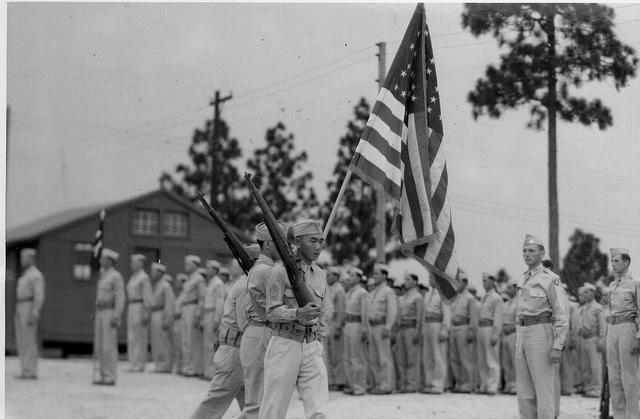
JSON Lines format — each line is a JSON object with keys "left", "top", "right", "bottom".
{"left": 553, "top": 278, "right": 560, "bottom": 286}
{"left": 270, "top": 283, "right": 280, "bottom": 299}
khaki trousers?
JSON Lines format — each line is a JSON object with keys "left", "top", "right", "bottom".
{"left": 182, "top": 304, "right": 204, "bottom": 376}
{"left": 607, "top": 322, "right": 640, "bottom": 419}
{"left": 579, "top": 336, "right": 602, "bottom": 396}
{"left": 150, "top": 311, "right": 172, "bottom": 372}
{"left": 127, "top": 303, "right": 148, "bottom": 371}
{"left": 501, "top": 331, "right": 516, "bottom": 393}
{"left": 397, "top": 327, "right": 421, "bottom": 391}
{"left": 343, "top": 322, "right": 367, "bottom": 393}
{"left": 516, "top": 323, "right": 559, "bottom": 419}
{"left": 259, "top": 336, "right": 328, "bottom": 419}
{"left": 422, "top": 322, "right": 447, "bottom": 392}
{"left": 478, "top": 327, "right": 500, "bottom": 393}
{"left": 203, "top": 311, "right": 219, "bottom": 379}
{"left": 93, "top": 308, "right": 118, "bottom": 384}
{"left": 560, "top": 342, "right": 576, "bottom": 394}
{"left": 189, "top": 344, "right": 245, "bottom": 419}
{"left": 15, "top": 301, "right": 39, "bottom": 377}
{"left": 239, "top": 324, "right": 273, "bottom": 419}
{"left": 449, "top": 325, "right": 472, "bottom": 391}
{"left": 172, "top": 316, "right": 183, "bottom": 374}
{"left": 368, "top": 324, "right": 394, "bottom": 392}
{"left": 324, "top": 325, "right": 346, "bottom": 386}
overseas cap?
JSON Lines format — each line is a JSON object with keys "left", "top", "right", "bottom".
{"left": 610, "top": 248, "right": 630, "bottom": 258}
{"left": 151, "top": 262, "right": 166, "bottom": 273}
{"left": 131, "top": 254, "right": 146, "bottom": 263}
{"left": 20, "top": 248, "right": 36, "bottom": 258}
{"left": 176, "top": 273, "right": 188, "bottom": 283}
{"left": 458, "top": 268, "right": 468, "bottom": 281}
{"left": 161, "top": 273, "right": 172, "bottom": 282}
{"left": 219, "top": 267, "right": 230, "bottom": 276}
{"left": 523, "top": 234, "right": 544, "bottom": 248}
{"left": 244, "top": 244, "right": 261, "bottom": 259}
{"left": 102, "top": 248, "right": 119, "bottom": 261}
{"left": 328, "top": 266, "right": 341, "bottom": 275}
{"left": 185, "top": 255, "right": 201, "bottom": 265}
{"left": 291, "top": 219, "right": 323, "bottom": 238}
{"left": 206, "top": 260, "right": 221, "bottom": 270}
{"left": 197, "top": 267, "right": 208, "bottom": 277}
{"left": 255, "top": 221, "right": 287, "bottom": 241}
{"left": 482, "top": 272, "right": 495, "bottom": 281}
{"left": 582, "top": 282, "right": 597, "bottom": 293}
{"left": 374, "top": 263, "right": 389, "bottom": 274}
{"left": 349, "top": 267, "right": 364, "bottom": 277}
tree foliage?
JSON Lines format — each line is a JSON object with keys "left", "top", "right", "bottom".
{"left": 560, "top": 228, "right": 609, "bottom": 295}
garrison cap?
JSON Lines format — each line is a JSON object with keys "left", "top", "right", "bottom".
{"left": 131, "top": 253, "right": 146, "bottom": 263}
{"left": 219, "top": 267, "right": 230, "bottom": 276}
{"left": 291, "top": 219, "right": 323, "bottom": 238}
{"left": 610, "top": 248, "right": 630, "bottom": 258}
{"left": 457, "top": 268, "right": 468, "bottom": 281}
{"left": 206, "top": 260, "right": 221, "bottom": 270}
{"left": 176, "top": 273, "right": 188, "bottom": 283}
{"left": 374, "top": 263, "right": 389, "bottom": 275}
{"left": 523, "top": 234, "right": 544, "bottom": 248}
{"left": 185, "top": 255, "right": 201, "bottom": 265}
{"left": 349, "top": 267, "right": 364, "bottom": 277}
{"left": 467, "top": 285, "right": 477, "bottom": 294}
{"left": 151, "top": 262, "right": 166, "bottom": 273}
{"left": 582, "top": 282, "right": 597, "bottom": 293}
{"left": 102, "top": 248, "right": 119, "bottom": 262}
{"left": 482, "top": 272, "right": 496, "bottom": 281}
{"left": 161, "top": 273, "right": 172, "bottom": 282}
{"left": 328, "top": 266, "right": 341, "bottom": 276}
{"left": 197, "top": 267, "right": 208, "bottom": 277}
{"left": 244, "top": 244, "right": 261, "bottom": 259}
{"left": 255, "top": 221, "right": 287, "bottom": 241}
{"left": 20, "top": 248, "right": 36, "bottom": 258}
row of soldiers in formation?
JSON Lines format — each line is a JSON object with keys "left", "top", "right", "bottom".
{"left": 12, "top": 230, "right": 640, "bottom": 419}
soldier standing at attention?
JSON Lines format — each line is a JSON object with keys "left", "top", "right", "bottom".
{"left": 396, "top": 273, "right": 423, "bottom": 393}
{"left": 260, "top": 220, "right": 328, "bottom": 419}
{"left": 93, "top": 249, "right": 125, "bottom": 385}
{"left": 576, "top": 282, "right": 606, "bottom": 398}
{"left": 516, "top": 234, "right": 568, "bottom": 419}
{"left": 325, "top": 266, "right": 347, "bottom": 391}
{"left": 500, "top": 280, "right": 517, "bottom": 395}
{"left": 421, "top": 273, "right": 451, "bottom": 394}
{"left": 181, "top": 255, "right": 206, "bottom": 377}
{"left": 342, "top": 267, "right": 369, "bottom": 396}
{"left": 203, "top": 260, "right": 224, "bottom": 380}
{"left": 240, "top": 222, "right": 285, "bottom": 419}
{"left": 14, "top": 248, "right": 45, "bottom": 380}
{"left": 449, "top": 270, "right": 478, "bottom": 393}
{"left": 126, "top": 254, "right": 153, "bottom": 372}
{"left": 172, "top": 273, "right": 187, "bottom": 375}
{"left": 607, "top": 248, "right": 640, "bottom": 419}
{"left": 149, "top": 264, "right": 175, "bottom": 373}
{"left": 477, "top": 273, "right": 503, "bottom": 395}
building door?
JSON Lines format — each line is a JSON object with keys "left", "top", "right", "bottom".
{"left": 134, "top": 247, "right": 161, "bottom": 267}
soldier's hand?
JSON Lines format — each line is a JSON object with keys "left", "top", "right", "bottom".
{"left": 110, "top": 315, "right": 121, "bottom": 328}
{"left": 333, "top": 327, "right": 342, "bottom": 340}
{"left": 490, "top": 334, "right": 499, "bottom": 347}
{"left": 297, "top": 303, "right": 322, "bottom": 322}
{"left": 597, "top": 339, "right": 606, "bottom": 354}
{"left": 360, "top": 330, "right": 369, "bottom": 343}
{"left": 412, "top": 332, "right": 422, "bottom": 345}
{"left": 438, "top": 330, "right": 448, "bottom": 343}
{"left": 162, "top": 318, "right": 172, "bottom": 330}
{"left": 142, "top": 313, "right": 150, "bottom": 326}
{"left": 27, "top": 312, "right": 38, "bottom": 325}
{"left": 631, "top": 338, "right": 640, "bottom": 355}
{"left": 381, "top": 328, "right": 390, "bottom": 340}
{"left": 549, "top": 348, "right": 562, "bottom": 364}
{"left": 466, "top": 330, "right": 476, "bottom": 343}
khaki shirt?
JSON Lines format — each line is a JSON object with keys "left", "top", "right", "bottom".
{"left": 502, "top": 297, "right": 516, "bottom": 326}
{"left": 16, "top": 265, "right": 45, "bottom": 317}
{"left": 367, "top": 283, "right": 398, "bottom": 330}
{"left": 479, "top": 289, "right": 504, "bottom": 329}
{"left": 151, "top": 278, "right": 175, "bottom": 321}
{"left": 181, "top": 271, "right": 206, "bottom": 306}
{"left": 450, "top": 289, "right": 478, "bottom": 328}
{"left": 399, "top": 288, "right": 423, "bottom": 320}
{"left": 576, "top": 300, "right": 606, "bottom": 339}
{"left": 609, "top": 271, "right": 640, "bottom": 338}
{"left": 96, "top": 267, "right": 125, "bottom": 315}
{"left": 328, "top": 282, "right": 346, "bottom": 328}
{"left": 345, "top": 285, "right": 369, "bottom": 328}
{"left": 221, "top": 275, "right": 250, "bottom": 333}
{"left": 247, "top": 254, "right": 276, "bottom": 322}
{"left": 265, "top": 261, "right": 327, "bottom": 334}
{"left": 126, "top": 270, "right": 153, "bottom": 308}
{"left": 423, "top": 288, "right": 451, "bottom": 331}
{"left": 516, "top": 264, "right": 569, "bottom": 350}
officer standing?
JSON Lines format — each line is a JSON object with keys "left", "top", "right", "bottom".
{"left": 14, "top": 248, "right": 45, "bottom": 380}
{"left": 203, "top": 260, "right": 224, "bottom": 380}
{"left": 325, "top": 266, "right": 347, "bottom": 391}
{"left": 607, "top": 248, "right": 640, "bottom": 419}
{"left": 449, "top": 271, "right": 478, "bottom": 393}
{"left": 421, "top": 273, "right": 451, "bottom": 394}
{"left": 575, "top": 282, "right": 606, "bottom": 398}
{"left": 126, "top": 254, "right": 153, "bottom": 372}
{"left": 342, "top": 267, "right": 369, "bottom": 396}
{"left": 240, "top": 222, "right": 285, "bottom": 419}
{"left": 396, "top": 273, "right": 423, "bottom": 393}
{"left": 181, "top": 255, "right": 206, "bottom": 377}
{"left": 500, "top": 280, "right": 517, "bottom": 394}
{"left": 477, "top": 273, "right": 503, "bottom": 395}
{"left": 260, "top": 220, "right": 328, "bottom": 419}
{"left": 149, "top": 264, "right": 175, "bottom": 373}
{"left": 93, "top": 249, "right": 125, "bottom": 385}
{"left": 516, "top": 234, "right": 568, "bottom": 419}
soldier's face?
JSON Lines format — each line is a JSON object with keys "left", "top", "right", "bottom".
{"left": 523, "top": 244, "right": 544, "bottom": 267}
{"left": 505, "top": 283, "right": 516, "bottom": 298}
{"left": 131, "top": 259, "right": 143, "bottom": 271}
{"left": 185, "top": 261, "right": 196, "bottom": 273}
{"left": 20, "top": 254, "right": 34, "bottom": 268}
{"left": 611, "top": 255, "right": 629, "bottom": 274}
{"left": 482, "top": 277, "right": 493, "bottom": 291}
{"left": 404, "top": 275, "right": 416, "bottom": 289}
{"left": 296, "top": 234, "right": 324, "bottom": 262}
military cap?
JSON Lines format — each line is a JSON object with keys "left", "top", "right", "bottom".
{"left": 523, "top": 234, "right": 544, "bottom": 248}
{"left": 101, "top": 248, "right": 119, "bottom": 261}
{"left": 291, "top": 219, "right": 323, "bottom": 238}
{"left": 328, "top": 266, "right": 341, "bottom": 276}
{"left": 457, "top": 268, "right": 468, "bottom": 281}
{"left": 582, "top": 282, "right": 597, "bottom": 293}
{"left": 349, "top": 267, "right": 364, "bottom": 277}
{"left": 600, "top": 286, "right": 610, "bottom": 296}
{"left": 161, "top": 273, "right": 172, "bottom": 282}
{"left": 255, "top": 221, "right": 287, "bottom": 241}
{"left": 219, "top": 267, "right": 230, "bottom": 276}
{"left": 610, "top": 248, "right": 630, "bottom": 258}
{"left": 244, "top": 243, "right": 261, "bottom": 259}
{"left": 185, "top": 255, "right": 201, "bottom": 265}
{"left": 374, "top": 263, "right": 389, "bottom": 275}
{"left": 197, "top": 267, "right": 208, "bottom": 277}
{"left": 468, "top": 285, "right": 477, "bottom": 294}
{"left": 20, "top": 248, "right": 36, "bottom": 258}
{"left": 151, "top": 262, "right": 166, "bottom": 273}
{"left": 482, "top": 272, "right": 496, "bottom": 281}
{"left": 206, "top": 260, "right": 221, "bottom": 270}
{"left": 176, "top": 273, "right": 188, "bottom": 283}
{"left": 131, "top": 254, "right": 146, "bottom": 263}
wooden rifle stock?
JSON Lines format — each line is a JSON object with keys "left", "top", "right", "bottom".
{"left": 195, "top": 192, "right": 255, "bottom": 275}
{"left": 600, "top": 351, "right": 611, "bottom": 419}
{"left": 243, "top": 173, "right": 316, "bottom": 307}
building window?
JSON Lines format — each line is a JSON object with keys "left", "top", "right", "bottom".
{"left": 164, "top": 211, "right": 189, "bottom": 237}
{"left": 132, "top": 209, "right": 159, "bottom": 236}
{"left": 73, "top": 242, "right": 93, "bottom": 280}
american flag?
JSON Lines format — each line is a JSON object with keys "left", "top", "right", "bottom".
{"left": 349, "top": 3, "right": 460, "bottom": 298}
{"left": 91, "top": 209, "right": 106, "bottom": 275}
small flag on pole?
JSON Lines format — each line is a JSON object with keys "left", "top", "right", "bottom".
{"left": 91, "top": 209, "right": 106, "bottom": 276}
{"left": 349, "top": 3, "right": 460, "bottom": 298}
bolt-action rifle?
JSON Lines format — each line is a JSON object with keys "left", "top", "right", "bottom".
{"left": 195, "top": 191, "right": 254, "bottom": 275}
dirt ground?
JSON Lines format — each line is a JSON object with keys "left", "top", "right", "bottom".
{"left": 4, "top": 356, "right": 600, "bottom": 419}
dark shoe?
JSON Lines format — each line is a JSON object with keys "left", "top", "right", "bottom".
{"left": 16, "top": 373, "right": 37, "bottom": 380}
{"left": 352, "top": 390, "right": 366, "bottom": 396}
{"left": 421, "top": 388, "right": 443, "bottom": 394}
{"left": 329, "top": 385, "right": 344, "bottom": 391}
{"left": 342, "top": 387, "right": 354, "bottom": 394}
{"left": 583, "top": 392, "right": 599, "bottom": 398}
{"left": 369, "top": 388, "right": 392, "bottom": 395}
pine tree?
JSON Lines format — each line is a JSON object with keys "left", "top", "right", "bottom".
{"left": 561, "top": 228, "right": 609, "bottom": 295}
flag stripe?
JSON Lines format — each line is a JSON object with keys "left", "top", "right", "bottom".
{"left": 400, "top": 136, "right": 425, "bottom": 238}
{"left": 360, "top": 125, "right": 402, "bottom": 169}
{"left": 350, "top": 154, "right": 402, "bottom": 198}
{"left": 370, "top": 100, "right": 404, "bottom": 138}
{"left": 431, "top": 164, "right": 448, "bottom": 220}
{"left": 428, "top": 129, "right": 443, "bottom": 167}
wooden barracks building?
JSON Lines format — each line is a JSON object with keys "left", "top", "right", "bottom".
{"left": 5, "top": 188, "right": 248, "bottom": 354}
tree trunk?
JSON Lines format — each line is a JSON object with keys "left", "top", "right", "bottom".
{"left": 547, "top": 16, "right": 560, "bottom": 270}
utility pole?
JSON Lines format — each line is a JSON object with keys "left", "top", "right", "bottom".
{"left": 209, "top": 90, "right": 233, "bottom": 206}
{"left": 375, "top": 42, "right": 387, "bottom": 264}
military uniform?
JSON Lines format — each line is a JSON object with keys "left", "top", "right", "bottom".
{"left": 449, "top": 289, "right": 478, "bottom": 393}
{"left": 126, "top": 258, "right": 153, "bottom": 372}
{"left": 203, "top": 264, "right": 225, "bottom": 379}
{"left": 397, "top": 286, "right": 423, "bottom": 392}
{"left": 343, "top": 281, "right": 369, "bottom": 395}
{"left": 14, "top": 251, "right": 45, "bottom": 379}
{"left": 477, "top": 288, "right": 503, "bottom": 394}
{"left": 560, "top": 299, "right": 579, "bottom": 395}
{"left": 172, "top": 289, "right": 184, "bottom": 374}
{"left": 607, "top": 249, "right": 640, "bottom": 419}
{"left": 150, "top": 272, "right": 175, "bottom": 373}
{"left": 325, "top": 278, "right": 347, "bottom": 389}
{"left": 93, "top": 250, "right": 125, "bottom": 385}
{"left": 190, "top": 274, "right": 249, "bottom": 419}
{"left": 516, "top": 261, "right": 568, "bottom": 419}
{"left": 366, "top": 279, "right": 398, "bottom": 394}
{"left": 181, "top": 262, "right": 206, "bottom": 376}
{"left": 575, "top": 286, "right": 606, "bottom": 398}
{"left": 500, "top": 294, "right": 517, "bottom": 394}
{"left": 421, "top": 286, "right": 450, "bottom": 393}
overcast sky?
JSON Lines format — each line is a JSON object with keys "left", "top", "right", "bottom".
{"left": 6, "top": 2, "right": 640, "bottom": 287}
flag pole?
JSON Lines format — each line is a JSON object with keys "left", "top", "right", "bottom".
{"left": 323, "top": 169, "right": 352, "bottom": 241}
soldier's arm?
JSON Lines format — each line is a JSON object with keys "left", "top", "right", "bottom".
{"left": 318, "top": 282, "right": 328, "bottom": 338}
{"left": 415, "top": 294, "right": 424, "bottom": 335}
{"left": 336, "top": 288, "right": 346, "bottom": 329}
{"left": 142, "top": 276, "right": 154, "bottom": 308}
{"left": 547, "top": 276, "right": 569, "bottom": 350}
{"left": 635, "top": 281, "right": 640, "bottom": 339}
{"left": 469, "top": 297, "right": 479, "bottom": 329}
{"left": 385, "top": 290, "right": 398, "bottom": 330}
{"left": 32, "top": 272, "right": 45, "bottom": 318}
{"left": 441, "top": 299, "right": 451, "bottom": 334}
{"left": 493, "top": 296, "right": 504, "bottom": 330}
{"left": 197, "top": 278, "right": 206, "bottom": 317}
{"left": 212, "top": 283, "right": 226, "bottom": 331}
{"left": 265, "top": 266, "right": 297, "bottom": 323}
{"left": 114, "top": 274, "right": 126, "bottom": 317}
{"left": 163, "top": 283, "right": 175, "bottom": 323}
{"left": 360, "top": 292, "right": 369, "bottom": 330}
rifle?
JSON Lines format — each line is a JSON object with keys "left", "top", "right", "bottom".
{"left": 243, "top": 173, "right": 317, "bottom": 307}
{"left": 600, "top": 351, "right": 611, "bottom": 419}
{"left": 195, "top": 192, "right": 255, "bottom": 275}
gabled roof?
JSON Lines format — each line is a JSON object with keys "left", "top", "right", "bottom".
{"left": 6, "top": 188, "right": 250, "bottom": 245}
